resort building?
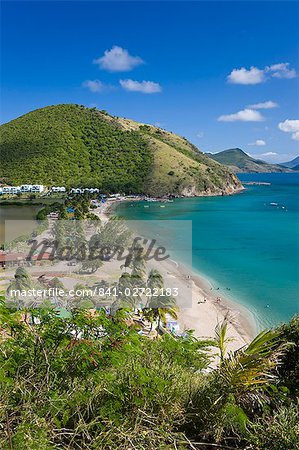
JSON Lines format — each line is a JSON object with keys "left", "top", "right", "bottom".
{"left": 1, "top": 186, "right": 21, "bottom": 194}
{"left": 0, "top": 185, "right": 44, "bottom": 195}
{"left": 0, "top": 251, "right": 53, "bottom": 268}
{"left": 20, "top": 185, "right": 33, "bottom": 192}
{"left": 0, "top": 252, "right": 25, "bottom": 268}
{"left": 31, "top": 185, "right": 44, "bottom": 193}
{"left": 51, "top": 186, "right": 66, "bottom": 192}
{"left": 70, "top": 188, "right": 100, "bottom": 194}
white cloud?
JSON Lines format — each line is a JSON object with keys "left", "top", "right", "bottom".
{"left": 248, "top": 100, "right": 278, "bottom": 109}
{"left": 251, "top": 152, "right": 296, "bottom": 163}
{"left": 261, "top": 152, "right": 277, "bottom": 156}
{"left": 218, "top": 109, "right": 265, "bottom": 122}
{"left": 227, "top": 66, "right": 265, "bottom": 85}
{"left": 228, "top": 62, "right": 296, "bottom": 84}
{"left": 82, "top": 80, "right": 106, "bottom": 92}
{"left": 197, "top": 131, "right": 204, "bottom": 138}
{"left": 278, "top": 119, "right": 299, "bottom": 140}
{"left": 93, "top": 46, "right": 144, "bottom": 72}
{"left": 249, "top": 139, "right": 266, "bottom": 146}
{"left": 278, "top": 119, "right": 299, "bottom": 133}
{"left": 120, "top": 79, "right": 162, "bottom": 94}
{"left": 249, "top": 151, "right": 278, "bottom": 161}
{"left": 266, "top": 63, "right": 297, "bottom": 79}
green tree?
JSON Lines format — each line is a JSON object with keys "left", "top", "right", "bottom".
{"left": 214, "top": 314, "right": 234, "bottom": 364}
{"left": 143, "top": 269, "right": 178, "bottom": 331}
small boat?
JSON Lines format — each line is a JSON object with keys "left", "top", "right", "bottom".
{"left": 160, "top": 205, "right": 165, "bottom": 208}
{"left": 270, "top": 202, "right": 278, "bottom": 206}
{"left": 144, "top": 205, "right": 149, "bottom": 208}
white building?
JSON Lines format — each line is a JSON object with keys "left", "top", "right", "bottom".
{"left": 109, "top": 193, "right": 121, "bottom": 198}
{"left": 84, "top": 188, "right": 99, "bottom": 193}
{"left": 2, "top": 186, "right": 21, "bottom": 194}
{"left": 70, "top": 187, "right": 99, "bottom": 194}
{"left": 31, "top": 185, "right": 44, "bottom": 193}
{"left": 70, "top": 188, "right": 84, "bottom": 194}
{"left": 51, "top": 186, "right": 66, "bottom": 193}
{"left": 0, "top": 184, "right": 44, "bottom": 195}
{"left": 20, "top": 185, "right": 44, "bottom": 193}
{"left": 20, "top": 185, "right": 33, "bottom": 192}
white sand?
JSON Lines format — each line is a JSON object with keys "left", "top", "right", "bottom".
{"left": 93, "top": 200, "right": 256, "bottom": 350}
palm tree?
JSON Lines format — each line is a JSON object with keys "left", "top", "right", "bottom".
{"left": 131, "top": 243, "right": 146, "bottom": 277}
{"left": 6, "top": 267, "right": 47, "bottom": 310}
{"left": 12, "top": 267, "right": 33, "bottom": 290}
{"left": 143, "top": 303, "right": 178, "bottom": 332}
{"left": 143, "top": 269, "right": 178, "bottom": 331}
{"left": 214, "top": 314, "right": 234, "bottom": 365}
{"left": 143, "top": 269, "right": 178, "bottom": 332}
{"left": 121, "top": 252, "right": 133, "bottom": 272}
{"left": 147, "top": 269, "right": 164, "bottom": 291}
{"left": 218, "top": 328, "right": 286, "bottom": 406}
{"left": 117, "top": 272, "right": 136, "bottom": 309}
{"left": 192, "top": 325, "right": 289, "bottom": 443}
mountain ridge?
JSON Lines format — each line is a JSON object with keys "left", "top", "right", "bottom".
{"left": 280, "top": 155, "right": 299, "bottom": 169}
{"left": 206, "top": 148, "right": 293, "bottom": 173}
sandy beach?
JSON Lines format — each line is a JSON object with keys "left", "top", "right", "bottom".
{"left": 94, "top": 199, "right": 256, "bottom": 351}
{"left": 0, "top": 198, "right": 256, "bottom": 353}
{"left": 153, "top": 256, "right": 256, "bottom": 350}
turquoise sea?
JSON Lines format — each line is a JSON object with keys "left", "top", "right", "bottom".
{"left": 116, "top": 173, "right": 299, "bottom": 329}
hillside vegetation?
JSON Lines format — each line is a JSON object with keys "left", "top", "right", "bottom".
{"left": 0, "top": 104, "right": 241, "bottom": 196}
{"left": 207, "top": 148, "right": 293, "bottom": 173}
{"left": 0, "top": 300, "right": 298, "bottom": 450}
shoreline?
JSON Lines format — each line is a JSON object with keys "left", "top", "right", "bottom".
{"left": 95, "top": 199, "right": 256, "bottom": 349}
{"left": 147, "top": 252, "right": 256, "bottom": 350}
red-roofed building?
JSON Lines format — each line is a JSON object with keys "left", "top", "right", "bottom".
{"left": 0, "top": 252, "right": 25, "bottom": 268}
{"left": 0, "top": 251, "right": 53, "bottom": 268}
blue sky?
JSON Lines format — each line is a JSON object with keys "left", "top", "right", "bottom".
{"left": 2, "top": 1, "right": 299, "bottom": 162}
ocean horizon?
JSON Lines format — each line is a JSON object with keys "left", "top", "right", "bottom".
{"left": 115, "top": 172, "right": 299, "bottom": 329}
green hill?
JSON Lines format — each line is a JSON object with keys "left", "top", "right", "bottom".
{"left": 206, "top": 148, "right": 293, "bottom": 173}
{"left": 0, "top": 104, "right": 241, "bottom": 196}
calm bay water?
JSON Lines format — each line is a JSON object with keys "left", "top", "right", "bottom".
{"left": 0, "top": 205, "right": 40, "bottom": 244}
{"left": 116, "top": 173, "right": 299, "bottom": 328}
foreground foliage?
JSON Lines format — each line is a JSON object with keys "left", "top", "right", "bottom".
{"left": 0, "top": 302, "right": 298, "bottom": 449}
